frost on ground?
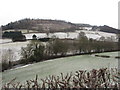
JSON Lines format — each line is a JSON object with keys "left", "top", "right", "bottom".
{"left": 1, "top": 30, "right": 118, "bottom": 61}
{"left": 24, "top": 33, "right": 47, "bottom": 39}
{"left": 0, "top": 41, "right": 29, "bottom": 61}
{"left": 24, "top": 30, "right": 117, "bottom": 41}
{"left": 76, "top": 30, "right": 117, "bottom": 41}
{"left": 0, "top": 39, "right": 12, "bottom": 44}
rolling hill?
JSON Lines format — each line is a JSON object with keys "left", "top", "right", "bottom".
{"left": 1, "top": 18, "right": 120, "bottom": 34}
{"left": 1, "top": 19, "right": 78, "bottom": 33}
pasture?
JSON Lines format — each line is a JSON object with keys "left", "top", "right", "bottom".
{"left": 2, "top": 51, "right": 118, "bottom": 84}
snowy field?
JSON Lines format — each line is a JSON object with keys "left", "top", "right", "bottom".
{"left": 24, "top": 32, "right": 78, "bottom": 39}
{"left": 76, "top": 30, "right": 117, "bottom": 40}
{"left": 1, "top": 30, "right": 118, "bottom": 61}
{"left": 24, "top": 30, "right": 117, "bottom": 41}
{"left": 0, "top": 39, "right": 12, "bottom": 44}
{"left": 0, "top": 41, "right": 29, "bottom": 61}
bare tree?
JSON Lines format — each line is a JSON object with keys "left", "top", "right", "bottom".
{"left": 1, "top": 49, "right": 14, "bottom": 71}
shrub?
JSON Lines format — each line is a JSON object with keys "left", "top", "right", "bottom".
{"left": 2, "top": 68, "right": 119, "bottom": 89}
{"left": 21, "top": 40, "right": 45, "bottom": 63}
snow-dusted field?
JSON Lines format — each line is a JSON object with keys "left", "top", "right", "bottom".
{"left": 24, "top": 30, "right": 117, "bottom": 41}
{"left": 0, "top": 39, "right": 12, "bottom": 44}
{"left": 24, "top": 33, "right": 47, "bottom": 39}
{"left": 76, "top": 30, "right": 117, "bottom": 40}
{"left": 24, "top": 32, "right": 79, "bottom": 39}
{"left": 1, "top": 30, "right": 118, "bottom": 61}
{"left": 0, "top": 41, "right": 29, "bottom": 61}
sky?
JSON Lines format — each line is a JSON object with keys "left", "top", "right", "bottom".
{"left": 0, "top": 0, "right": 119, "bottom": 29}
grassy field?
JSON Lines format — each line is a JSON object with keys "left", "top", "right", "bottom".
{"left": 95, "top": 51, "right": 119, "bottom": 57}
{"left": 2, "top": 51, "right": 118, "bottom": 84}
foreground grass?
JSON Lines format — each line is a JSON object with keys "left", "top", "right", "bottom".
{"left": 2, "top": 68, "right": 119, "bottom": 89}
{"left": 2, "top": 53, "right": 118, "bottom": 84}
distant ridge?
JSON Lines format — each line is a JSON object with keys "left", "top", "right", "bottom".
{"left": 1, "top": 18, "right": 120, "bottom": 34}
{"left": 99, "top": 25, "right": 120, "bottom": 34}
{"left": 1, "top": 18, "right": 79, "bottom": 32}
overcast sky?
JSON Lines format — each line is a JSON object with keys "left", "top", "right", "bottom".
{"left": 0, "top": 0, "right": 119, "bottom": 28}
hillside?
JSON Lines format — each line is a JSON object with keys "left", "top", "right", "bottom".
{"left": 99, "top": 25, "right": 120, "bottom": 34}
{"left": 92, "top": 25, "right": 120, "bottom": 34}
{"left": 1, "top": 19, "right": 79, "bottom": 33}
{"left": 1, "top": 18, "right": 120, "bottom": 34}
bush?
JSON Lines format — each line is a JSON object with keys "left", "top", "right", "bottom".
{"left": 21, "top": 40, "right": 45, "bottom": 63}
{"left": 2, "top": 68, "right": 119, "bottom": 89}
{"left": 1, "top": 62, "right": 10, "bottom": 72}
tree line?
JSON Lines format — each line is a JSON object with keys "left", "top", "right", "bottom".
{"left": 20, "top": 35, "right": 119, "bottom": 64}
{"left": 1, "top": 34, "right": 119, "bottom": 71}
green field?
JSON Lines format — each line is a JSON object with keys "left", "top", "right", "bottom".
{"left": 2, "top": 51, "right": 119, "bottom": 84}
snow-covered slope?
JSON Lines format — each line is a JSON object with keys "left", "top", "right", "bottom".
{"left": 77, "top": 30, "right": 117, "bottom": 41}
{"left": 24, "top": 30, "right": 117, "bottom": 41}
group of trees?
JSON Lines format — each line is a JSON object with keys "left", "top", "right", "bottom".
{"left": 20, "top": 39, "right": 69, "bottom": 64}
{"left": 20, "top": 34, "right": 119, "bottom": 64}
{"left": 1, "top": 18, "right": 33, "bottom": 30}
{"left": 21, "top": 41, "right": 45, "bottom": 63}
{"left": 77, "top": 37, "right": 118, "bottom": 54}
{"left": 2, "top": 31, "right": 26, "bottom": 42}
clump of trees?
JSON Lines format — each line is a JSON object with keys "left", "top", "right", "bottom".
{"left": 2, "top": 31, "right": 26, "bottom": 42}
{"left": 46, "top": 38, "right": 69, "bottom": 56}
{"left": 20, "top": 38, "right": 69, "bottom": 64}
{"left": 2, "top": 31, "right": 22, "bottom": 38}
{"left": 1, "top": 18, "right": 34, "bottom": 30}
{"left": 20, "top": 41, "right": 45, "bottom": 64}
{"left": 76, "top": 32, "right": 118, "bottom": 54}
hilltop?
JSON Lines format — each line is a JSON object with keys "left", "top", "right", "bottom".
{"left": 1, "top": 18, "right": 120, "bottom": 34}
{"left": 1, "top": 18, "right": 79, "bottom": 33}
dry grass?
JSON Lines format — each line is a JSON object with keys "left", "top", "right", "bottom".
{"left": 2, "top": 68, "right": 120, "bottom": 89}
